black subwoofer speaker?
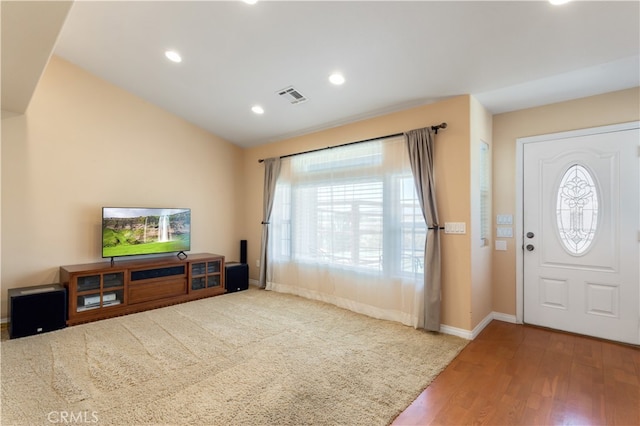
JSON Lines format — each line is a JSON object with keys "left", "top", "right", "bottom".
{"left": 9, "top": 284, "right": 67, "bottom": 339}
{"left": 225, "top": 262, "right": 249, "bottom": 293}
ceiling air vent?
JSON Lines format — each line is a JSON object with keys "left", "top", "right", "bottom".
{"left": 277, "top": 86, "right": 308, "bottom": 105}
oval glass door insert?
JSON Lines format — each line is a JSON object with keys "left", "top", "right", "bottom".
{"left": 556, "top": 164, "right": 599, "bottom": 255}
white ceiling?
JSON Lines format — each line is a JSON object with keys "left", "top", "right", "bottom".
{"left": 5, "top": 1, "right": 640, "bottom": 148}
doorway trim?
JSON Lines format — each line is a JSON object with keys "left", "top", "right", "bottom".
{"left": 515, "top": 121, "right": 640, "bottom": 324}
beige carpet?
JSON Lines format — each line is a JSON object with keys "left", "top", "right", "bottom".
{"left": 1, "top": 288, "right": 467, "bottom": 425}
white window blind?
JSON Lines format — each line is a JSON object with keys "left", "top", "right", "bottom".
{"left": 480, "top": 141, "right": 490, "bottom": 245}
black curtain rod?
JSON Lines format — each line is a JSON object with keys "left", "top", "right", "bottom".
{"left": 258, "top": 122, "right": 447, "bottom": 163}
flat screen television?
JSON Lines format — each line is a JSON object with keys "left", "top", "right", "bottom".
{"left": 102, "top": 207, "right": 191, "bottom": 259}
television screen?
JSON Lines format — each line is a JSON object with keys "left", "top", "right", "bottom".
{"left": 102, "top": 207, "right": 191, "bottom": 258}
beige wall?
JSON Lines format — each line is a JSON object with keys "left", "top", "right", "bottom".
{"left": 243, "top": 95, "right": 479, "bottom": 331}
{"left": 491, "top": 87, "right": 640, "bottom": 316}
{"left": 0, "top": 56, "right": 245, "bottom": 318}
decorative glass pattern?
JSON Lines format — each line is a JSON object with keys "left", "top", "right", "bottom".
{"left": 556, "top": 164, "right": 599, "bottom": 255}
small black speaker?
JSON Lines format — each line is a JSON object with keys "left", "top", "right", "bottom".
{"left": 240, "top": 240, "right": 247, "bottom": 265}
{"left": 225, "top": 262, "right": 249, "bottom": 293}
{"left": 9, "top": 284, "right": 67, "bottom": 339}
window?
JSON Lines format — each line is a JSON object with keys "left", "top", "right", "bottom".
{"left": 399, "top": 176, "right": 426, "bottom": 273}
{"left": 556, "top": 163, "right": 599, "bottom": 255}
{"left": 271, "top": 137, "right": 425, "bottom": 277}
{"left": 479, "top": 142, "right": 490, "bottom": 245}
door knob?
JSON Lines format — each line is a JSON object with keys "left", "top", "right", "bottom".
{"left": 526, "top": 244, "right": 535, "bottom": 251}
{"left": 526, "top": 232, "right": 534, "bottom": 238}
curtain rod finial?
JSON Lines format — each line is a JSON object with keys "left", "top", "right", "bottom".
{"left": 432, "top": 122, "right": 447, "bottom": 134}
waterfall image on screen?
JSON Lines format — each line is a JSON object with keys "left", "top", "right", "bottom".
{"left": 102, "top": 208, "right": 191, "bottom": 258}
{"left": 158, "top": 215, "right": 170, "bottom": 242}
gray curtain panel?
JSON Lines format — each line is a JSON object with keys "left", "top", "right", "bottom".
{"left": 259, "top": 157, "right": 282, "bottom": 289}
{"left": 405, "top": 128, "right": 441, "bottom": 331}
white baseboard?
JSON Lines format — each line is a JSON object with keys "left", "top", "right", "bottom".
{"left": 439, "top": 324, "right": 474, "bottom": 340}
{"left": 1, "top": 317, "right": 8, "bottom": 325}
{"left": 440, "top": 311, "right": 518, "bottom": 341}
{"left": 249, "top": 279, "right": 259, "bottom": 287}
{"left": 492, "top": 311, "right": 517, "bottom": 324}
{"left": 470, "top": 313, "right": 495, "bottom": 340}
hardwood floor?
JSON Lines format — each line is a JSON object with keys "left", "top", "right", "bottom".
{"left": 392, "top": 320, "right": 640, "bottom": 426}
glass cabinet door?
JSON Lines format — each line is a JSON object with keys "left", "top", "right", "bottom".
{"left": 104, "top": 272, "right": 124, "bottom": 288}
{"left": 207, "top": 275, "right": 221, "bottom": 288}
{"left": 192, "top": 276, "right": 206, "bottom": 290}
{"left": 77, "top": 275, "right": 100, "bottom": 292}
{"left": 207, "top": 261, "right": 220, "bottom": 274}
{"left": 191, "top": 259, "right": 222, "bottom": 291}
{"left": 75, "top": 272, "right": 125, "bottom": 312}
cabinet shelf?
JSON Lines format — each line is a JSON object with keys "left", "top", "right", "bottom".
{"left": 61, "top": 253, "right": 225, "bottom": 325}
{"left": 76, "top": 287, "right": 124, "bottom": 295}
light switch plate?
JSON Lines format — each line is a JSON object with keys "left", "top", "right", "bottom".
{"left": 496, "top": 227, "right": 513, "bottom": 238}
{"left": 496, "top": 214, "right": 513, "bottom": 225}
{"left": 495, "top": 240, "right": 507, "bottom": 251}
{"left": 444, "top": 222, "right": 466, "bottom": 234}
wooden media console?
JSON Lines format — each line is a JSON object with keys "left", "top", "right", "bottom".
{"left": 60, "top": 253, "right": 224, "bottom": 325}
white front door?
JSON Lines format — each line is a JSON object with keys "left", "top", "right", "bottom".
{"left": 522, "top": 122, "right": 639, "bottom": 345}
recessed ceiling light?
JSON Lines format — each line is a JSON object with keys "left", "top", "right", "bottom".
{"left": 251, "top": 105, "right": 264, "bottom": 115}
{"left": 165, "top": 50, "right": 182, "bottom": 63}
{"left": 242, "top": 0, "right": 258, "bottom": 4}
{"left": 329, "top": 73, "right": 345, "bottom": 85}
{"left": 549, "top": 0, "right": 570, "bottom": 5}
